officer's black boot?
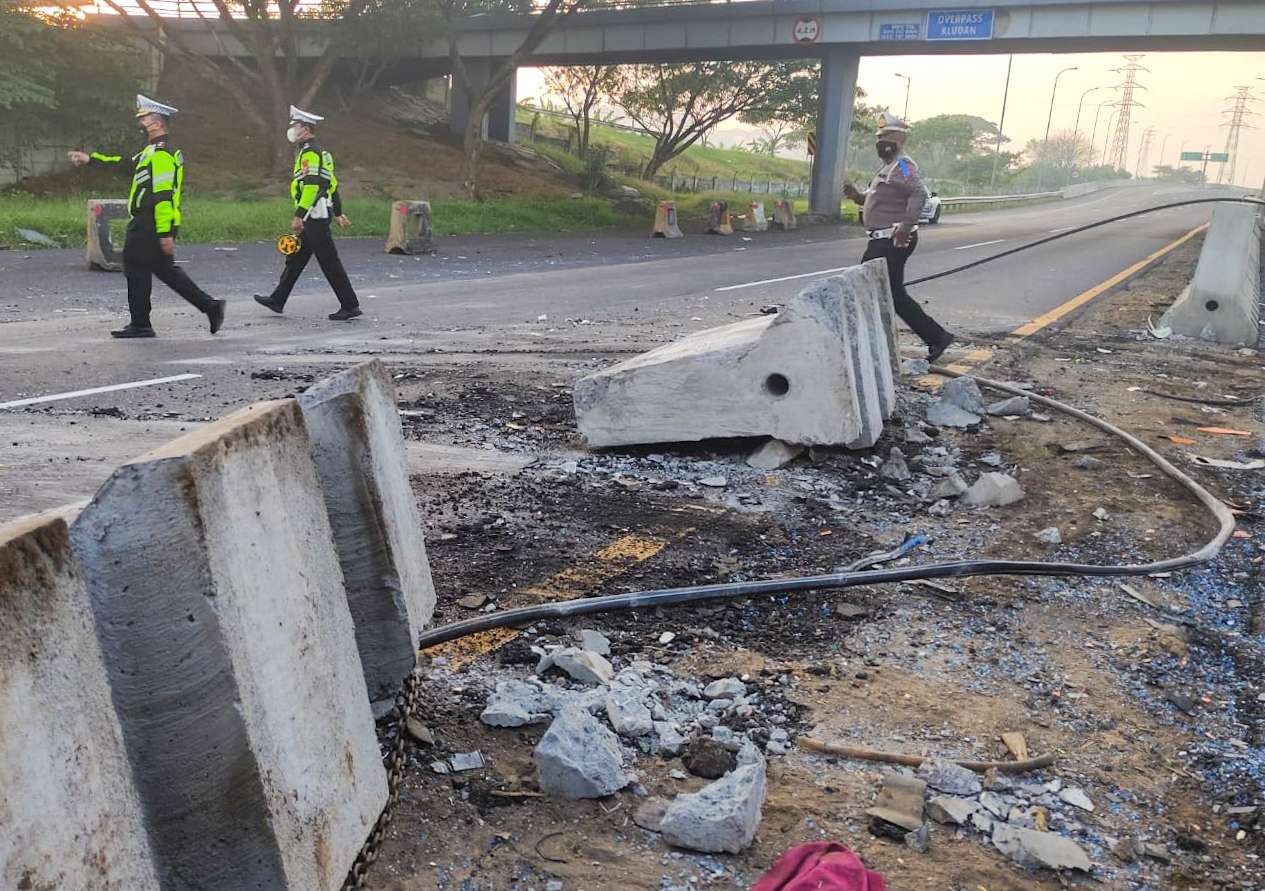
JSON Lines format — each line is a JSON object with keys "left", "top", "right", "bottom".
{"left": 328, "top": 307, "right": 363, "bottom": 321}
{"left": 207, "top": 299, "right": 226, "bottom": 334}
{"left": 111, "top": 324, "right": 157, "bottom": 339}
{"left": 254, "top": 294, "right": 285, "bottom": 314}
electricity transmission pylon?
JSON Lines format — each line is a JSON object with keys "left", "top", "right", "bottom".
{"left": 1106, "top": 55, "right": 1148, "bottom": 171}
{"left": 1217, "top": 86, "right": 1256, "bottom": 185}
{"left": 1134, "top": 127, "right": 1155, "bottom": 178}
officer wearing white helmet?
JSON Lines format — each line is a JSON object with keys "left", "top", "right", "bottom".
{"left": 844, "top": 112, "right": 954, "bottom": 362}
{"left": 254, "top": 105, "right": 362, "bottom": 321}
{"left": 68, "top": 95, "right": 226, "bottom": 338}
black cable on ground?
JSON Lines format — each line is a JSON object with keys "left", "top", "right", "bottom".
{"left": 907, "top": 196, "right": 1265, "bottom": 287}
{"left": 417, "top": 369, "right": 1236, "bottom": 651}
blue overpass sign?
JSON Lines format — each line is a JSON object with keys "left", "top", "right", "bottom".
{"left": 926, "top": 9, "right": 996, "bottom": 40}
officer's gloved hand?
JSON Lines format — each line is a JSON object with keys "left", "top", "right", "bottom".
{"left": 336, "top": 214, "right": 351, "bottom": 230}
{"left": 291, "top": 217, "right": 304, "bottom": 234}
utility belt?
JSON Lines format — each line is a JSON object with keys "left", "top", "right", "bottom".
{"left": 867, "top": 224, "right": 917, "bottom": 240}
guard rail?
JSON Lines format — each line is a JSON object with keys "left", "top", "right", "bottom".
{"left": 939, "top": 191, "right": 1062, "bottom": 208}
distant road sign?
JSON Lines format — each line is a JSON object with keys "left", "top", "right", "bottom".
{"left": 926, "top": 9, "right": 996, "bottom": 40}
{"left": 879, "top": 23, "right": 921, "bottom": 41}
{"left": 792, "top": 16, "right": 821, "bottom": 44}
{"left": 1210, "top": 152, "right": 1230, "bottom": 162}
{"left": 1180, "top": 151, "right": 1204, "bottom": 161}
{"left": 807, "top": 132, "right": 816, "bottom": 155}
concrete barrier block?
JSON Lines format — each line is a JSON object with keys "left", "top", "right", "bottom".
{"left": 743, "top": 202, "right": 768, "bottom": 232}
{"left": 71, "top": 401, "right": 387, "bottom": 891}
{"left": 1159, "top": 204, "right": 1261, "bottom": 346}
{"left": 574, "top": 262, "right": 896, "bottom": 449}
{"left": 385, "top": 199, "right": 434, "bottom": 254}
{"left": 2, "top": 509, "right": 161, "bottom": 890}
{"left": 651, "top": 201, "right": 683, "bottom": 239}
{"left": 298, "top": 360, "right": 436, "bottom": 701}
{"left": 86, "top": 198, "right": 127, "bottom": 272}
{"left": 707, "top": 201, "right": 733, "bottom": 235}
{"left": 773, "top": 200, "right": 797, "bottom": 230}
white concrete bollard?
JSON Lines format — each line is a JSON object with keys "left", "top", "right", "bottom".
{"left": 298, "top": 360, "right": 437, "bottom": 702}
{"left": 574, "top": 262, "right": 898, "bottom": 449}
{"left": 70, "top": 401, "right": 387, "bottom": 891}
{"left": 385, "top": 199, "right": 434, "bottom": 254}
{"left": 707, "top": 200, "right": 733, "bottom": 235}
{"left": 86, "top": 197, "right": 128, "bottom": 271}
{"left": 651, "top": 201, "right": 683, "bottom": 238}
{"left": 772, "top": 200, "right": 797, "bottom": 230}
{"left": 1158, "top": 204, "right": 1261, "bottom": 346}
{"left": 1, "top": 509, "right": 160, "bottom": 890}
{"left": 743, "top": 202, "right": 769, "bottom": 232}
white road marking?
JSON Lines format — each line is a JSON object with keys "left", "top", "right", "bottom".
{"left": 714, "top": 266, "right": 852, "bottom": 292}
{"left": 1049, "top": 226, "right": 1078, "bottom": 233}
{"left": 0, "top": 374, "right": 202, "bottom": 410}
{"left": 953, "top": 239, "right": 1006, "bottom": 251}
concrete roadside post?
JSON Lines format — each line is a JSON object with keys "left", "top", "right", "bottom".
{"left": 743, "top": 202, "right": 769, "bottom": 232}
{"left": 1, "top": 509, "right": 161, "bottom": 890}
{"left": 773, "top": 200, "right": 797, "bottom": 230}
{"left": 385, "top": 200, "right": 435, "bottom": 255}
{"left": 70, "top": 401, "right": 388, "bottom": 891}
{"left": 86, "top": 198, "right": 127, "bottom": 271}
{"left": 707, "top": 201, "right": 733, "bottom": 235}
{"left": 298, "top": 360, "right": 437, "bottom": 703}
{"left": 651, "top": 201, "right": 683, "bottom": 238}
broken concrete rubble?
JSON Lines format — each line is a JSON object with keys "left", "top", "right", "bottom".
{"left": 941, "top": 377, "right": 987, "bottom": 415}
{"left": 686, "top": 735, "right": 738, "bottom": 779}
{"left": 747, "top": 438, "right": 804, "bottom": 470}
{"left": 926, "top": 400, "right": 981, "bottom": 429}
{"left": 927, "top": 795, "right": 978, "bottom": 826}
{"left": 703, "top": 677, "right": 747, "bottom": 700}
{"left": 606, "top": 687, "right": 654, "bottom": 738}
{"left": 542, "top": 647, "right": 615, "bottom": 685}
{"left": 987, "top": 395, "right": 1031, "bottom": 416}
{"left": 992, "top": 824, "right": 1092, "bottom": 872}
{"left": 573, "top": 262, "right": 899, "bottom": 449}
{"left": 1036, "top": 526, "right": 1063, "bottom": 545}
{"left": 867, "top": 772, "right": 928, "bottom": 833}
{"left": 917, "top": 759, "right": 983, "bottom": 796}
{"left": 659, "top": 755, "right": 768, "bottom": 854}
{"left": 931, "top": 472, "right": 969, "bottom": 500}
{"left": 535, "top": 708, "right": 632, "bottom": 799}
{"left": 880, "top": 446, "right": 912, "bottom": 481}
{"left": 961, "top": 472, "right": 1025, "bottom": 507}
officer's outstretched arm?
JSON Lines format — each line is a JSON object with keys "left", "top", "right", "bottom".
{"left": 85, "top": 152, "right": 131, "bottom": 178}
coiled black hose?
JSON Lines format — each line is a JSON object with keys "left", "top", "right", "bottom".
{"left": 417, "top": 197, "right": 1253, "bottom": 651}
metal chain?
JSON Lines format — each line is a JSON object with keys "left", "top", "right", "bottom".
{"left": 342, "top": 668, "right": 422, "bottom": 891}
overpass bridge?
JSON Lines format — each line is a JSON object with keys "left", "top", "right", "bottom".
{"left": 119, "top": 0, "right": 1265, "bottom": 215}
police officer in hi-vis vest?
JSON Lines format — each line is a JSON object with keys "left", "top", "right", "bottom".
{"left": 254, "top": 105, "right": 362, "bottom": 321}
{"left": 844, "top": 112, "right": 955, "bottom": 363}
{"left": 69, "top": 95, "right": 226, "bottom": 339}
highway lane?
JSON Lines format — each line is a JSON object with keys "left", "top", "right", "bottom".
{"left": 0, "top": 184, "right": 1232, "bottom": 409}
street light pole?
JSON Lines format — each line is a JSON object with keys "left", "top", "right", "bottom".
{"left": 1101, "top": 110, "right": 1118, "bottom": 169}
{"left": 990, "top": 54, "right": 1014, "bottom": 189}
{"left": 895, "top": 73, "right": 912, "bottom": 120}
{"left": 1158, "top": 133, "right": 1169, "bottom": 169}
{"left": 1040, "top": 66, "right": 1079, "bottom": 187}
{"left": 1072, "top": 86, "right": 1101, "bottom": 142}
{"left": 1088, "top": 100, "right": 1113, "bottom": 164}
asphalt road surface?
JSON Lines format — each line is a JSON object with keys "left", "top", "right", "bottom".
{"left": 0, "top": 183, "right": 1234, "bottom": 517}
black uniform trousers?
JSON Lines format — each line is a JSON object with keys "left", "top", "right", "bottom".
{"left": 268, "top": 219, "right": 359, "bottom": 311}
{"left": 122, "top": 223, "right": 217, "bottom": 328}
{"left": 860, "top": 231, "right": 949, "bottom": 348}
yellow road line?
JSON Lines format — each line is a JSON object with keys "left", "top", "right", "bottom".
{"left": 425, "top": 530, "right": 681, "bottom": 670}
{"left": 944, "top": 222, "right": 1209, "bottom": 377}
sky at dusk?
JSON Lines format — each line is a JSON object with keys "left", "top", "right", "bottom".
{"left": 522, "top": 50, "right": 1265, "bottom": 186}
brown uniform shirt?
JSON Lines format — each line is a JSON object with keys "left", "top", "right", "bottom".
{"left": 860, "top": 154, "right": 929, "bottom": 230}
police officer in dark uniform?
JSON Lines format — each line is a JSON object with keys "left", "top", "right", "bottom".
{"left": 69, "top": 95, "right": 226, "bottom": 339}
{"left": 254, "top": 105, "right": 362, "bottom": 321}
{"left": 844, "top": 112, "right": 954, "bottom": 362}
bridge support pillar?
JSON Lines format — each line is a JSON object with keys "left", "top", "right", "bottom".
{"left": 449, "top": 59, "right": 517, "bottom": 144}
{"left": 809, "top": 48, "right": 860, "bottom": 219}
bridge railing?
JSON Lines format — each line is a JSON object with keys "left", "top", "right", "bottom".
{"left": 939, "top": 191, "right": 1063, "bottom": 208}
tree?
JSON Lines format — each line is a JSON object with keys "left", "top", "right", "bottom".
{"left": 78, "top": 0, "right": 407, "bottom": 172}
{"left": 543, "top": 64, "right": 616, "bottom": 157}
{"left": 439, "top": 0, "right": 590, "bottom": 197}
{"left": 611, "top": 61, "right": 813, "bottom": 180}
{"left": 1024, "top": 129, "right": 1095, "bottom": 182}
{"left": 1152, "top": 163, "right": 1204, "bottom": 185}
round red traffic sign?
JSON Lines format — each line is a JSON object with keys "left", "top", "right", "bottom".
{"left": 792, "top": 15, "right": 821, "bottom": 44}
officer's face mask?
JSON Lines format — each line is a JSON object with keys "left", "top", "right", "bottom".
{"left": 876, "top": 140, "right": 900, "bottom": 162}
{"left": 286, "top": 124, "right": 303, "bottom": 144}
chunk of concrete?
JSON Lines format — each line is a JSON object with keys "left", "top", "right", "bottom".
{"left": 881, "top": 446, "right": 913, "bottom": 482}
{"left": 992, "top": 824, "right": 1092, "bottom": 872}
{"left": 941, "top": 377, "right": 987, "bottom": 413}
{"left": 1, "top": 510, "right": 160, "bottom": 890}
{"left": 550, "top": 647, "right": 615, "bottom": 685}
{"left": 481, "top": 679, "right": 551, "bottom": 728}
{"left": 535, "top": 708, "right": 632, "bottom": 799}
{"left": 703, "top": 677, "right": 747, "bottom": 700}
{"left": 932, "top": 472, "right": 970, "bottom": 500}
{"left": 1159, "top": 203, "right": 1261, "bottom": 346}
{"left": 298, "top": 360, "right": 436, "bottom": 701}
{"left": 918, "top": 758, "right": 982, "bottom": 796}
{"left": 961, "top": 472, "right": 1025, "bottom": 507}
{"left": 71, "top": 401, "right": 388, "bottom": 890}
{"left": 927, "top": 795, "right": 978, "bottom": 826}
{"left": 987, "top": 395, "right": 1031, "bottom": 416}
{"left": 747, "top": 438, "right": 804, "bottom": 470}
{"left": 926, "top": 400, "right": 981, "bottom": 429}
{"left": 606, "top": 687, "right": 654, "bottom": 738}
{"left": 574, "top": 262, "right": 898, "bottom": 449}
{"left": 659, "top": 757, "right": 768, "bottom": 854}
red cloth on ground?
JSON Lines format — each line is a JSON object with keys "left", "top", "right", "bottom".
{"left": 750, "top": 841, "right": 887, "bottom": 891}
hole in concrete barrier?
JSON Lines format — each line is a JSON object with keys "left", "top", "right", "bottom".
{"left": 764, "top": 373, "right": 790, "bottom": 397}
{"left": 1205, "top": 300, "right": 1220, "bottom": 312}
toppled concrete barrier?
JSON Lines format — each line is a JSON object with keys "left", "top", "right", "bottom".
{"left": 385, "top": 199, "right": 435, "bottom": 254}
{"left": 707, "top": 200, "right": 733, "bottom": 235}
{"left": 773, "top": 199, "right": 797, "bottom": 230}
{"left": 743, "top": 202, "right": 768, "bottom": 232}
{"left": 86, "top": 197, "right": 127, "bottom": 271}
{"left": 1159, "top": 204, "right": 1261, "bottom": 346}
{"left": 71, "top": 401, "right": 387, "bottom": 891}
{"left": 298, "top": 360, "right": 436, "bottom": 701}
{"left": 1, "top": 509, "right": 161, "bottom": 890}
{"left": 651, "top": 201, "right": 683, "bottom": 238}
{"left": 575, "top": 260, "right": 898, "bottom": 449}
